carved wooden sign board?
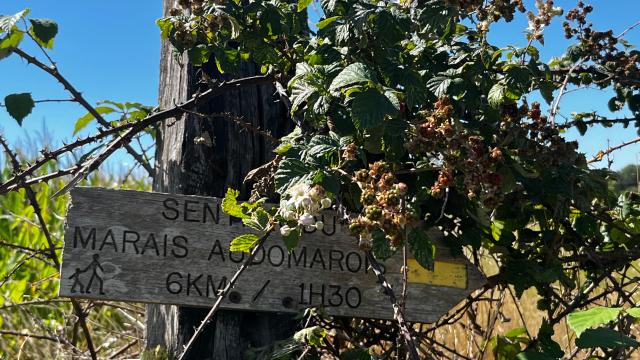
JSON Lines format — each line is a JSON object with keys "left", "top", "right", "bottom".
{"left": 59, "top": 187, "right": 485, "bottom": 323}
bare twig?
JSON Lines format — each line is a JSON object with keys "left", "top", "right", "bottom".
{"left": 0, "top": 329, "right": 70, "bottom": 344}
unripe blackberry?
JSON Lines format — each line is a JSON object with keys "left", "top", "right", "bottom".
{"left": 365, "top": 206, "right": 383, "bottom": 221}
{"left": 361, "top": 191, "right": 376, "bottom": 206}
{"left": 355, "top": 169, "right": 369, "bottom": 182}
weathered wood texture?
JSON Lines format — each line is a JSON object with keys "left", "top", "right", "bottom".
{"left": 144, "top": 0, "right": 294, "bottom": 357}
{"left": 60, "top": 188, "right": 486, "bottom": 322}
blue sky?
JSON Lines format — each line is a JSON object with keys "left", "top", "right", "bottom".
{"left": 0, "top": 1, "right": 639, "bottom": 171}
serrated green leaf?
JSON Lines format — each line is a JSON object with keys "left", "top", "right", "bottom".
{"left": 330, "top": 63, "right": 375, "bottom": 91}
{"left": 0, "top": 9, "right": 30, "bottom": 34}
{"left": 297, "top": 0, "right": 313, "bottom": 12}
{"left": 351, "top": 89, "right": 397, "bottom": 130}
{"left": 29, "top": 19, "right": 58, "bottom": 49}
{"left": 575, "top": 328, "right": 639, "bottom": 349}
{"left": 222, "top": 188, "right": 250, "bottom": 219}
{"left": 567, "top": 307, "right": 622, "bottom": 336}
{"left": 230, "top": 234, "right": 260, "bottom": 252}
{"left": 488, "top": 82, "right": 507, "bottom": 108}
{"left": 242, "top": 208, "right": 270, "bottom": 232}
{"left": 274, "top": 158, "right": 312, "bottom": 194}
{"left": 4, "top": 93, "right": 34, "bottom": 125}
{"left": 73, "top": 106, "right": 116, "bottom": 135}
{"left": 426, "top": 76, "right": 451, "bottom": 97}
{"left": 408, "top": 227, "right": 436, "bottom": 271}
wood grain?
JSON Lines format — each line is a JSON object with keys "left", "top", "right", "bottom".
{"left": 60, "top": 187, "right": 486, "bottom": 323}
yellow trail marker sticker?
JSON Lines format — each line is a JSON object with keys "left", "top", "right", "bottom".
{"left": 407, "top": 259, "right": 467, "bottom": 289}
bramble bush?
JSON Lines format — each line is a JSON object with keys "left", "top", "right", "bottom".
{"left": 3, "top": 0, "right": 640, "bottom": 358}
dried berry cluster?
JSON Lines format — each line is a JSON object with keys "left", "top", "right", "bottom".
{"left": 526, "top": 0, "right": 563, "bottom": 44}
{"left": 348, "top": 162, "right": 411, "bottom": 250}
{"left": 500, "top": 101, "right": 582, "bottom": 167}
{"left": 407, "top": 98, "right": 506, "bottom": 208}
{"left": 447, "top": 0, "right": 525, "bottom": 23}
{"left": 563, "top": 2, "right": 640, "bottom": 81}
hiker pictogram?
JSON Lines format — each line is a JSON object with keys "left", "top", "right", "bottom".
{"left": 68, "top": 254, "right": 106, "bottom": 295}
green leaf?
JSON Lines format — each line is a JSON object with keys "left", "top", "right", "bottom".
{"left": 274, "top": 158, "right": 312, "bottom": 194}
{"left": 626, "top": 308, "right": 640, "bottom": 318}
{"left": 515, "top": 351, "right": 555, "bottom": 360}
{"left": 575, "top": 328, "right": 639, "bottom": 349}
{"left": 188, "top": 44, "right": 211, "bottom": 66}
{"left": 156, "top": 18, "right": 174, "bottom": 39}
{"left": 351, "top": 89, "right": 397, "bottom": 129}
{"left": 426, "top": 76, "right": 451, "bottom": 97}
{"left": 297, "top": 0, "right": 313, "bottom": 12}
{"left": 0, "top": 28, "right": 24, "bottom": 50}
{"left": 4, "top": 93, "right": 34, "bottom": 125}
{"left": 408, "top": 227, "right": 436, "bottom": 271}
{"left": 242, "top": 208, "right": 270, "bottom": 232}
{"left": 330, "top": 63, "right": 375, "bottom": 91}
{"left": 282, "top": 226, "right": 301, "bottom": 251}
{"left": 73, "top": 106, "right": 116, "bottom": 135}
{"left": 294, "top": 326, "right": 326, "bottom": 347}
{"left": 229, "top": 234, "right": 260, "bottom": 252}
{"left": 567, "top": 307, "right": 622, "bottom": 336}
{"left": 372, "top": 228, "right": 396, "bottom": 260}
{"left": 539, "top": 81, "right": 555, "bottom": 105}
{"left": 274, "top": 142, "right": 292, "bottom": 155}
{"left": 222, "top": 188, "right": 250, "bottom": 220}
{"left": 29, "top": 19, "right": 58, "bottom": 48}
{"left": 537, "top": 321, "right": 564, "bottom": 358}
{"left": 488, "top": 82, "right": 507, "bottom": 108}
{"left": 0, "top": 9, "right": 30, "bottom": 34}
{"left": 316, "top": 16, "right": 340, "bottom": 30}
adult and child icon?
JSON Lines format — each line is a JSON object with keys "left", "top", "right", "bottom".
{"left": 69, "top": 254, "right": 106, "bottom": 295}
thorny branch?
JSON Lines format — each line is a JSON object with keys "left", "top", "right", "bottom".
{"left": 0, "top": 74, "right": 273, "bottom": 195}
{"left": 365, "top": 252, "right": 421, "bottom": 360}
{"left": 12, "top": 48, "right": 156, "bottom": 177}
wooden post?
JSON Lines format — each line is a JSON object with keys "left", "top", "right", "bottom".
{"left": 144, "top": 1, "right": 295, "bottom": 358}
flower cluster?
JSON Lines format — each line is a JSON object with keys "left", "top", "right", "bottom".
{"left": 279, "top": 184, "right": 332, "bottom": 236}
{"left": 348, "top": 162, "right": 412, "bottom": 250}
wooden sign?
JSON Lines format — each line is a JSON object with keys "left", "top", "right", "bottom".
{"left": 59, "top": 187, "right": 485, "bottom": 323}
